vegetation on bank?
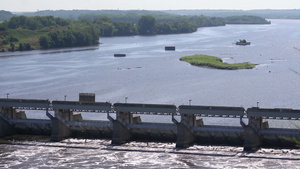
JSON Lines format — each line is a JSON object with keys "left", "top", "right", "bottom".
{"left": 225, "top": 15, "right": 271, "bottom": 24}
{"left": 2, "top": 9, "right": 299, "bottom": 22}
{"left": 87, "top": 14, "right": 225, "bottom": 36}
{"left": 164, "top": 9, "right": 300, "bottom": 19}
{"left": 0, "top": 11, "right": 270, "bottom": 52}
{"left": 0, "top": 15, "right": 100, "bottom": 51}
{"left": 0, "top": 14, "right": 226, "bottom": 51}
{"left": 180, "top": 54, "right": 256, "bottom": 70}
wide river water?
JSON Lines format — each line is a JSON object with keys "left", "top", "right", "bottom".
{"left": 1, "top": 19, "right": 300, "bottom": 168}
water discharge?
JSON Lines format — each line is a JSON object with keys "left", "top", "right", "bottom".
{"left": 1, "top": 137, "right": 300, "bottom": 168}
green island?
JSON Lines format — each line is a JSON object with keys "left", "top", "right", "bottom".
{"left": 180, "top": 54, "right": 256, "bottom": 70}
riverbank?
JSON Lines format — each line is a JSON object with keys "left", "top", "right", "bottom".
{"left": 0, "top": 13, "right": 271, "bottom": 53}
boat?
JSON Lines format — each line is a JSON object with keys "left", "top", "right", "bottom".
{"left": 236, "top": 39, "right": 250, "bottom": 46}
{"left": 165, "top": 46, "right": 175, "bottom": 51}
{"left": 114, "top": 53, "right": 126, "bottom": 57}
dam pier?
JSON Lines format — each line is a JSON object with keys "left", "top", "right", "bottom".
{"left": 1, "top": 93, "right": 300, "bottom": 151}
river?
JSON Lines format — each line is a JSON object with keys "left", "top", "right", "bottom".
{"left": 1, "top": 19, "right": 300, "bottom": 168}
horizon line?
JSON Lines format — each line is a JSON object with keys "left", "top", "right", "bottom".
{"left": 6, "top": 8, "right": 300, "bottom": 13}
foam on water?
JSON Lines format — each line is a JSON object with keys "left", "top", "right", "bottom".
{"left": 1, "top": 137, "right": 300, "bottom": 168}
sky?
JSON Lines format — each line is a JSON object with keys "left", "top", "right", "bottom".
{"left": 1, "top": 0, "right": 300, "bottom": 12}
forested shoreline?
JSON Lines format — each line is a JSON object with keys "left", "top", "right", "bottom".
{"left": 2, "top": 9, "right": 300, "bottom": 22}
{"left": 0, "top": 16, "right": 100, "bottom": 51}
{"left": 0, "top": 11, "right": 269, "bottom": 52}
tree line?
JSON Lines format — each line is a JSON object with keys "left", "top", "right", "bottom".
{"left": 0, "top": 13, "right": 268, "bottom": 51}
{"left": 0, "top": 14, "right": 227, "bottom": 51}
{"left": 0, "top": 16, "right": 100, "bottom": 51}
{"left": 4, "top": 15, "right": 70, "bottom": 30}
{"left": 3, "top": 9, "right": 297, "bottom": 21}
{"left": 225, "top": 15, "right": 271, "bottom": 24}
{"left": 38, "top": 21, "right": 100, "bottom": 49}
{"left": 89, "top": 15, "right": 225, "bottom": 37}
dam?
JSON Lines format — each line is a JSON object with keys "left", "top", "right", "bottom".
{"left": 1, "top": 93, "right": 300, "bottom": 151}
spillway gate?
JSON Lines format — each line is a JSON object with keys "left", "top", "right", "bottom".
{"left": 1, "top": 94, "right": 300, "bottom": 151}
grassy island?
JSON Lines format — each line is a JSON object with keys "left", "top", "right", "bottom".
{"left": 180, "top": 54, "right": 256, "bottom": 70}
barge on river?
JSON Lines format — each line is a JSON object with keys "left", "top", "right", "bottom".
{"left": 165, "top": 46, "right": 176, "bottom": 51}
{"left": 236, "top": 39, "right": 250, "bottom": 46}
{"left": 114, "top": 53, "right": 126, "bottom": 57}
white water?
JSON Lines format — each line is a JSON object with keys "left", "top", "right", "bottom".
{"left": 1, "top": 137, "right": 300, "bottom": 168}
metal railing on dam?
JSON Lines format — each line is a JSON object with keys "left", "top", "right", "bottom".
{"left": 1, "top": 95, "right": 300, "bottom": 151}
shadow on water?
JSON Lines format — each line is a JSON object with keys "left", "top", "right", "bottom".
{"left": 0, "top": 46, "right": 99, "bottom": 58}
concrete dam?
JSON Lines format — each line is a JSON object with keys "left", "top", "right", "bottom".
{"left": 1, "top": 93, "right": 300, "bottom": 151}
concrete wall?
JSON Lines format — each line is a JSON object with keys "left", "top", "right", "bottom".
{"left": 51, "top": 117, "right": 72, "bottom": 142}
{"left": 1, "top": 97, "right": 300, "bottom": 150}
{"left": 0, "top": 116, "right": 15, "bottom": 137}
